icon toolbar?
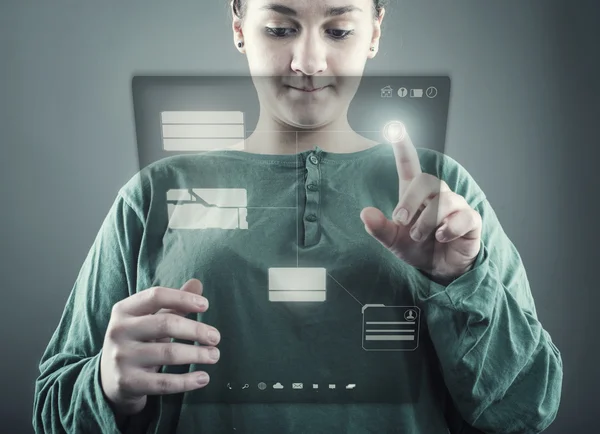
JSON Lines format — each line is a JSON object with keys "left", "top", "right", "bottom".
{"left": 224, "top": 382, "right": 359, "bottom": 390}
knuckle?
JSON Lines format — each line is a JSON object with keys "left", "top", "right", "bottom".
{"left": 180, "top": 291, "right": 189, "bottom": 305}
{"left": 156, "top": 314, "right": 171, "bottom": 335}
{"left": 461, "top": 210, "right": 477, "bottom": 228}
{"left": 438, "top": 191, "right": 460, "bottom": 213}
{"left": 439, "top": 191, "right": 454, "bottom": 206}
{"left": 470, "top": 209, "right": 482, "bottom": 227}
{"left": 106, "top": 321, "right": 126, "bottom": 341}
{"left": 115, "top": 373, "right": 132, "bottom": 392}
{"left": 156, "top": 376, "right": 171, "bottom": 395}
{"left": 454, "top": 192, "right": 468, "bottom": 206}
{"left": 161, "top": 344, "right": 176, "bottom": 363}
{"left": 112, "top": 347, "right": 128, "bottom": 365}
{"left": 111, "top": 302, "right": 122, "bottom": 316}
{"left": 182, "top": 291, "right": 199, "bottom": 309}
{"left": 146, "top": 286, "right": 162, "bottom": 303}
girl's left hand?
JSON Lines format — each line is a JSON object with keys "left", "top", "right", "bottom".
{"left": 360, "top": 126, "right": 482, "bottom": 285}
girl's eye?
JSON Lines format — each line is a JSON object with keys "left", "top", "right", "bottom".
{"left": 265, "top": 27, "right": 354, "bottom": 40}
{"left": 265, "top": 27, "right": 297, "bottom": 38}
{"left": 326, "top": 29, "right": 354, "bottom": 40}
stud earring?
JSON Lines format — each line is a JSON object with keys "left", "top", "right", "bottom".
{"left": 370, "top": 46, "right": 375, "bottom": 52}
{"left": 238, "top": 41, "right": 244, "bottom": 48}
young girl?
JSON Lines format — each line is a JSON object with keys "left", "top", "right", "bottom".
{"left": 34, "top": 1, "right": 563, "bottom": 433}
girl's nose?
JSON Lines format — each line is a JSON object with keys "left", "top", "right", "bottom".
{"left": 290, "top": 31, "right": 328, "bottom": 75}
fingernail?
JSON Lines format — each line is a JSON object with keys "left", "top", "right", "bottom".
{"left": 208, "top": 330, "right": 220, "bottom": 344}
{"left": 197, "top": 373, "right": 209, "bottom": 385}
{"left": 395, "top": 208, "right": 408, "bottom": 224}
{"left": 196, "top": 296, "right": 208, "bottom": 308}
{"left": 411, "top": 227, "right": 422, "bottom": 241}
{"left": 209, "top": 347, "right": 220, "bottom": 360}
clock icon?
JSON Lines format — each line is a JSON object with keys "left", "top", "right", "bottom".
{"left": 426, "top": 86, "right": 437, "bottom": 98}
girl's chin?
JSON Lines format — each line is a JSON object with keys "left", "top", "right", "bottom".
{"left": 278, "top": 115, "right": 332, "bottom": 130}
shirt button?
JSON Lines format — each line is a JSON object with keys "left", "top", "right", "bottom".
{"left": 309, "top": 155, "right": 319, "bottom": 165}
{"left": 307, "top": 183, "right": 318, "bottom": 191}
{"left": 306, "top": 214, "right": 317, "bottom": 222}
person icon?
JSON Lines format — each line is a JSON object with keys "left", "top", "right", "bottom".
{"left": 405, "top": 309, "right": 416, "bottom": 321}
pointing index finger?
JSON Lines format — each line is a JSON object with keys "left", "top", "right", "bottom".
{"left": 389, "top": 122, "right": 422, "bottom": 198}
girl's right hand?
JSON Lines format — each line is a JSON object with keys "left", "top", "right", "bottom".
{"left": 99, "top": 279, "right": 220, "bottom": 415}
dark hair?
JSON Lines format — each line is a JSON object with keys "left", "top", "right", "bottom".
{"left": 231, "top": 0, "right": 387, "bottom": 20}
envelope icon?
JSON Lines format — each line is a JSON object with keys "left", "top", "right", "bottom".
{"left": 292, "top": 383, "right": 303, "bottom": 389}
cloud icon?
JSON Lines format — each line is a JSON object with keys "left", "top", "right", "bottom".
{"left": 273, "top": 382, "right": 284, "bottom": 389}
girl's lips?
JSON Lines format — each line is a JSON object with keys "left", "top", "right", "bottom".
{"left": 287, "top": 86, "right": 328, "bottom": 93}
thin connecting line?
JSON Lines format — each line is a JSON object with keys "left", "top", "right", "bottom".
{"left": 244, "top": 130, "right": 383, "bottom": 133}
{"left": 327, "top": 273, "right": 364, "bottom": 307}
{"left": 296, "top": 132, "right": 299, "bottom": 267}
{"left": 275, "top": 134, "right": 363, "bottom": 306}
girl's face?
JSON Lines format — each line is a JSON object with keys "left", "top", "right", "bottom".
{"left": 233, "top": 0, "right": 384, "bottom": 130}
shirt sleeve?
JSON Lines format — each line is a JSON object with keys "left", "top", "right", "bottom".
{"left": 414, "top": 191, "right": 563, "bottom": 433}
{"left": 32, "top": 191, "right": 152, "bottom": 433}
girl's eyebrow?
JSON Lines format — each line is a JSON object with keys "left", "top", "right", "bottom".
{"left": 260, "top": 3, "right": 363, "bottom": 18}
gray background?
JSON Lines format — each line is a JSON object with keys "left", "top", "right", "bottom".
{"left": 1, "top": 0, "right": 598, "bottom": 433}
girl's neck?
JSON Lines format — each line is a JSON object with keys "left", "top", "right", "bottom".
{"left": 243, "top": 116, "right": 378, "bottom": 155}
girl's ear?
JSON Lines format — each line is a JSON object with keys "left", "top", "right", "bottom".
{"left": 369, "top": 8, "right": 385, "bottom": 58}
{"left": 231, "top": 2, "right": 244, "bottom": 52}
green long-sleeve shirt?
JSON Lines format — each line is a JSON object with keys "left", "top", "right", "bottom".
{"left": 33, "top": 144, "right": 562, "bottom": 434}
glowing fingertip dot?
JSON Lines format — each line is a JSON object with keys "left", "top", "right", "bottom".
{"left": 383, "top": 121, "right": 406, "bottom": 143}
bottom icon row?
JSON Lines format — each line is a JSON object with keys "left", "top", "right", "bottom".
{"left": 226, "top": 382, "right": 356, "bottom": 390}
